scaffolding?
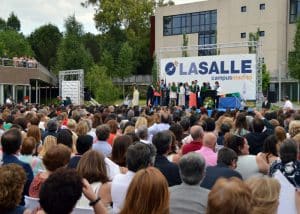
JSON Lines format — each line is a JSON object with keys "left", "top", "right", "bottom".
{"left": 156, "top": 41, "right": 263, "bottom": 108}
{"left": 59, "top": 69, "right": 84, "bottom": 105}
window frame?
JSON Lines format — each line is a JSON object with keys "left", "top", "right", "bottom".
{"left": 241, "top": 6, "right": 247, "bottom": 12}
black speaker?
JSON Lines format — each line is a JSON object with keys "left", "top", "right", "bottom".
{"left": 268, "top": 91, "right": 277, "bottom": 103}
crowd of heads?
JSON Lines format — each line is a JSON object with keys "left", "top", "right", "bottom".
{"left": 0, "top": 102, "right": 300, "bottom": 213}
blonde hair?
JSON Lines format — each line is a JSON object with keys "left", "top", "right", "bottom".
{"left": 40, "top": 135, "right": 57, "bottom": 157}
{"left": 76, "top": 120, "right": 90, "bottom": 136}
{"left": 245, "top": 177, "right": 280, "bottom": 214}
{"left": 67, "top": 119, "right": 77, "bottom": 131}
{"left": 135, "top": 117, "right": 148, "bottom": 130}
{"left": 124, "top": 126, "right": 135, "bottom": 135}
{"left": 289, "top": 120, "right": 300, "bottom": 138}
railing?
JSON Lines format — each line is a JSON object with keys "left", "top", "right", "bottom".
{"left": 113, "top": 75, "right": 152, "bottom": 85}
{"left": 0, "top": 58, "right": 38, "bottom": 68}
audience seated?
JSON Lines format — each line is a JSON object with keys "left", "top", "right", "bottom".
{"left": 170, "top": 152, "right": 209, "bottom": 214}
{"left": 196, "top": 132, "right": 217, "bottom": 166}
{"left": 201, "top": 147, "right": 242, "bottom": 189}
{"left": 181, "top": 125, "right": 204, "bottom": 155}
{"left": 153, "top": 131, "right": 182, "bottom": 186}
{"left": 93, "top": 124, "right": 112, "bottom": 157}
{"left": 119, "top": 167, "right": 169, "bottom": 214}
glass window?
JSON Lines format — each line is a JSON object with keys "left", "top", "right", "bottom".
{"left": 290, "top": 0, "right": 299, "bottom": 23}
{"left": 260, "top": 3, "right": 265, "bottom": 10}
{"left": 259, "top": 31, "right": 265, "bottom": 37}
{"left": 241, "top": 32, "right": 246, "bottom": 38}
{"left": 241, "top": 6, "right": 247, "bottom": 12}
{"left": 163, "top": 16, "right": 172, "bottom": 36}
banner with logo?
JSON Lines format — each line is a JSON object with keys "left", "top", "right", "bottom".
{"left": 62, "top": 80, "right": 80, "bottom": 105}
{"left": 160, "top": 54, "right": 257, "bottom": 100}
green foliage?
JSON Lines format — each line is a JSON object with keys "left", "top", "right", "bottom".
{"left": 82, "top": 33, "right": 101, "bottom": 63}
{"left": 55, "top": 34, "right": 93, "bottom": 75}
{"left": 101, "top": 50, "right": 114, "bottom": 74}
{"left": 152, "top": 55, "right": 158, "bottom": 84}
{"left": 55, "top": 16, "right": 93, "bottom": 75}
{"left": 182, "top": 33, "right": 188, "bottom": 57}
{"left": 0, "top": 18, "right": 6, "bottom": 31}
{"left": 116, "top": 42, "right": 134, "bottom": 79}
{"left": 262, "top": 63, "right": 270, "bottom": 93}
{"left": 28, "top": 24, "right": 62, "bottom": 69}
{"left": 64, "top": 15, "right": 84, "bottom": 37}
{"left": 0, "top": 30, "right": 33, "bottom": 57}
{"left": 157, "top": 0, "right": 175, "bottom": 7}
{"left": 86, "top": 65, "right": 120, "bottom": 104}
{"left": 288, "top": 18, "right": 300, "bottom": 81}
{"left": 248, "top": 28, "right": 260, "bottom": 53}
{"left": 6, "top": 12, "right": 20, "bottom": 31}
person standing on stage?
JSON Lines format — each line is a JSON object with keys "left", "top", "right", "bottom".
{"left": 194, "top": 80, "right": 200, "bottom": 107}
{"left": 146, "top": 85, "right": 154, "bottom": 107}
{"left": 189, "top": 81, "right": 197, "bottom": 108}
{"left": 178, "top": 83, "right": 185, "bottom": 107}
{"left": 261, "top": 96, "right": 271, "bottom": 111}
{"left": 170, "top": 82, "right": 177, "bottom": 106}
{"left": 184, "top": 82, "right": 190, "bottom": 108}
{"left": 200, "top": 82, "right": 208, "bottom": 107}
{"left": 283, "top": 96, "right": 293, "bottom": 112}
{"left": 214, "top": 81, "right": 222, "bottom": 108}
{"left": 153, "top": 81, "right": 161, "bottom": 106}
{"left": 132, "top": 84, "right": 139, "bottom": 106}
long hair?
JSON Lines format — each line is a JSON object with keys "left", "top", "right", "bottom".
{"left": 262, "top": 135, "right": 279, "bottom": 164}
{"left": 245, "top": 177, "right": 280, "bottom": 214}
{"left": 120, "top": 167, "right": 169, "bottom": 214}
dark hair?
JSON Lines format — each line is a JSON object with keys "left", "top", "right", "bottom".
{"left": 262, "top": 135, "right": 279, "bottom": 163}
{"left": 13, "top": 117, "right": 28, "bottom": 131}
{"left": 235, "top": 113, "right": 248, "bottom": 132}
{"left": 253, "top": 118, "right": 265, "bottom": 133}
{"left": 47, "top": 119, "right": 58, "bottom": 132}
{"left": 280, "top": 139, "right": 298, "bottom": 164}
{"left": 76, "top": 135, "right": 93, "bottom": 155}
{"left": 57, "top": 129, "right": 73, "bottom": 149}
{"left": 126, "top": 143, "right": 156, "bottom": 172}
{"left": 39, "top": 168, "right": 82, "bottom": 214}
{"left": 43, "top": 144, "right": 71, "bottom": 171}
{"left": 125, "top": 132, "right": 140, "bottom": 143}
{"left": 224, "top": 133, "right": 245, "bottom": 156}
{"left": 111, "top": 135, "right": 133, "bottom": 167}
{"left": 160, "top": 113, "right": 170, "bottom": 124}
{"left": 169, "top": 123, "right": 183, "bottom": 142}
{"left": 152, "top": 131, "right": 172, "bottom": 155}
{"left": 217, "top": 147, "right": 238, "bottom": 166}
{"left": 202, "top": 118, "right": 215, "bottom": 132}
{"left": 1, "top": 128, "right": 22, "bottom": 154}
{"left": 96, "top": 124, "right": 110, "bottom": 141}
{"left": 180, "top": 117, "right": 190, "bottom": 132}
{"left": 106, "top": 120, "right": 118, "bottom": 134}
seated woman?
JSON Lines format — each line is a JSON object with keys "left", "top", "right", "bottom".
{"left": 19, "top": 137, "right": 45, "bottom": 176}
{"left": 224, "top": 133, "right": 268, "bottom": 179}
{"left": 76, "top": 150, "right": 112, "bottom": 211}
{"left": 245, "top": 177, "right": 280, "bottom": 214}
{"left": 256, "top": 135, "right": 279, "bottom": 173}
{"left": 29, "top": 144, "right": 71, "bottom": 198}
{"left": 120, "top": 167, "right": 169, "bottom": 214}
{"left": 0, "top": 163, "right": 30, "bottom": 214}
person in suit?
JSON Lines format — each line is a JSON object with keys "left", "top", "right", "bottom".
{"left": 170, "top": 152, "right": 209, "bottom": 214}
{"left": 201, "top": 147, "right": 242, "bottom": 190}
{"left": 1, "top": 128, "right": 34, "bottom": 205}
{"left": 153, "top": 131, "right": 181, "bottom": 186}
{"left": 262, "top": 96, "right": 271, "bottom": 110}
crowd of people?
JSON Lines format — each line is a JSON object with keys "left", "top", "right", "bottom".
{"left": 146, "top": 79, "right": 222, "bottom": 108}
{"left": 1, "top": 57, "right": 38, "bottom": 68}
{"left": 0, "top": 101, "right": 300, "bottom": 213}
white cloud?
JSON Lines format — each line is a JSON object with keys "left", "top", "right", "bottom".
{"left": 0, "top": 0, "right": 203, "bottom": 36}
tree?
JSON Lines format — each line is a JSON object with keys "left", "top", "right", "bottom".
{"left": 101, "top": 50, "right": 114, "bottom": 75}
{"left": 6, "top": 12, "right": 21, "bottom": 31}
{"left": 182, "top": 33, "right": 188, "bottom": 57}
{"left": 152, "top": 55, "right": 158, "bottom": 84}
{"left": 157, "top": 0, "right": 175, "bottom": 7}
{"left": 0, "top": 18, "right": 6, "bottom": 31}
{"left": 248, "top": 29, "right": 260, "bottom": 54}
{"left": 82, "top": 33, "right": 101, "bottom": 63}
{"left": 55, "top": 16, "right": 93, "bottom": 75}
{"left": 86, "top": 65, "right": 120, "bottom": 104}
{"left": 116, "top": 42, "right": 134, "bottom": 99}
{"left": 28, "top": 24, "right": 62, "bottom": 69}
{"left": 0, "top": 30, "right": 33, "bottom": 57}
{"left": 262, "top": 63, "right": 270, "bottom": 94}
{"left": 288, "top": 18, "right": 300, "bottom": 81}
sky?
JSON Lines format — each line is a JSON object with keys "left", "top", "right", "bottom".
{"left": 1, "top": 0, "right": 204, "bottom": 36}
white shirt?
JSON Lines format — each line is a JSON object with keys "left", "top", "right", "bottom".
{"left": 284, "top": 100, "right": 293, "bottom": 110}
{"left": 6, "top": 98, "right": 12, "bottom": 105}
{"left": 111, "top": 171, "right": 135, "bottom": 214}
{"left": 105, "top": 157, "right": 120, "bottom": 180}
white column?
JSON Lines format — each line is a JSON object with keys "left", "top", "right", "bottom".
{"left": 29, "top": 85, "right": 31, "bottom": 103}
{"left": 0, "top": 84, "right": 3, "bottom": 105}
{"left": 36, "top": 80, "right": 38, "bottom": 104}
{"left": 12, "top": 85, "right": 15, "bottom": 103}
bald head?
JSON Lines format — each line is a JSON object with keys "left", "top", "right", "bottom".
{"left": 190, "top": 125, "right": 204, "bottom": 141}
{"left": 203, "top": 132, "right": 217, "bottom": 149}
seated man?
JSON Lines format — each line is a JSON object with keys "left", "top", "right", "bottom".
{"left": 1, "top": 128, "right": 33, "bottom": 205}
{"left": 182, "top": 125, "right": 204, "bottom": 155}
{"left": 153, "top": 131, "right": 181, "bottom": 186}
{"left": 196, "top": 132, "right": 217, "bottom": 166}
{"left": 170, "top": 152, "right": 209, "bottom": 214}
{"left": 201, "top": 147, "right": 242, "bottom": 189}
